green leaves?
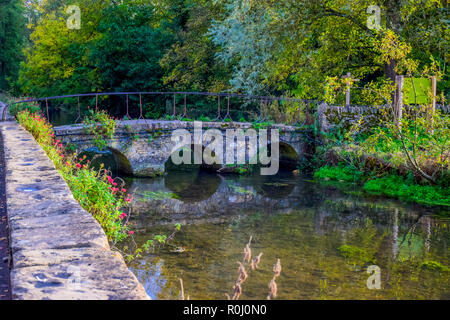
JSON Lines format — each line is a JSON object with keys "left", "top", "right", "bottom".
{"left": 83, "top": 110, "right": 116, "bottom": 150}
{"left": 0, "top": 0, "right": 26, "bottom": 91}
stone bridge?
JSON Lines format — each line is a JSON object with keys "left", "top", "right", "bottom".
{"left": 54, "top": 120, "right": 307, "bottom": 177}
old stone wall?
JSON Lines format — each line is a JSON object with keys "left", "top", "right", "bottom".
{"left": 317, "top": 103, "right": 450, "bottom": 132}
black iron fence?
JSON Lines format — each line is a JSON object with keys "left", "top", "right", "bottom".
{"left": 2, "top": 91, "right": 319, "bottom": 126}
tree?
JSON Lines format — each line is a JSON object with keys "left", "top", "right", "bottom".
{"left": 90, "top": 1, "right": 173, "bottom": 93}
{"left": 18, "top": 0, "right": 176, "bottom": 99}
{"left": 0, "top": 0, "right": 26, "bottom": 92}
{"left": 210, "top": 0, "right": 448, "bottom": 99}
{"left": 160, "top": 0, "right": 231, "bottom": 92}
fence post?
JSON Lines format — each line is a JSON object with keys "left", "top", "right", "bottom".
{"left": 395, "top": 75, "right": 404, "bottom": 128}
{"left": 345, "top": 72, "right": 351, "bottom": 107}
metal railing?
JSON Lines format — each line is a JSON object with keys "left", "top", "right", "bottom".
{"left": 2, "top": 91, "right": 318, "bottom": 126}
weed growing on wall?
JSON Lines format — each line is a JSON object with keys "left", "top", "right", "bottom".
{"left": 83, "top": 109, "right": 116, "bottom": 150}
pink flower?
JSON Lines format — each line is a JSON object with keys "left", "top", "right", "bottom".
{"left": 112, "top": 182, "right": 117, "bottom": 186}
{"left": 75, "top": 163, "right": 82, "bottom": 169}
{"left": 121, "top": 188, "right": 126, "bottom": 193}
{"left": 119, "top": 212, "right": 127, "bottom": 219}
{"left": 128, "top": 231, "right": 134, "bottom": 236}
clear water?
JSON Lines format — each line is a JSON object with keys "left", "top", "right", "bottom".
{"left": 121, "top": 170, "right": 449, "bottom": 300}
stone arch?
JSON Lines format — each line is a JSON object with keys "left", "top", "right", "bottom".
{"left": 278, "top": 142, "right": 300, "bottom": 170}
{"left": 108, "top": 147, "right": 133, "bottom": 176}
{"left": 164, "top": 143, "right": 222, "bottom": 173}
{"left": 77, "top": 146, "right": 133, "bottom": 176}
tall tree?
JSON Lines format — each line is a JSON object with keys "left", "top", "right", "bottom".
{"left": 160, "top": 0, "right": 231, "bottom": 92}
{"left": 0, "top": 0, "right": 26, "bottom": 91}
{"left": 210, "top": 0, "right": 448, "bottom": 98}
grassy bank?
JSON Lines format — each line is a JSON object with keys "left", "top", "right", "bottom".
{"left": 314, "top": 165, "right": 450, "bottom": 208}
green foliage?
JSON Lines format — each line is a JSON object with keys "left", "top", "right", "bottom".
{"left": 0, "top": 0, "right": 26, "bottom": 91}
{"left": 338, "top": 245, "right": 373, "bottom": 266}
{"left": 363, "top": 175, "right": 450, "bottom": 207}
{"left": 19, "top": 0, "right": 174, "bottom": 99}
{"left": 83, "top": 109, "right": 116, "bottom": 150}
{"left": 160, "top": 0, "right": 230, "bottom": 92}
{"left": 251, "top": 121, "right": 274, "bottom": 130}
{"left": 197, "top": 115, "right": 212, "bottom": 122}
{"left": 8, "top": 100, "right": 41, "bottom": 117}
{"left": 315, "top": 163, "right": 450, "bottom": 208}
{"left": 421, "top": 261, "right": 449, "bottom": 272}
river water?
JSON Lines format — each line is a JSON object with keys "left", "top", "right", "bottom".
{"left": 119, "top": 169, "right": 449, "bottom": 300}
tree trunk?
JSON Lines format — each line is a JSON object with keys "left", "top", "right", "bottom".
{"left": 383, "top": 0, "right": 403, "bottom": 83}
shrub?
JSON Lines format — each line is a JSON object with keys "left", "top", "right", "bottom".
{"left": 83, "top": 109, "right": 116, "bottom": 150}
{"left": 8, "top": 100, "right": 40, "bottom": 117}
{"left": 314, "top": 165, "right": 363, "bottom": 182}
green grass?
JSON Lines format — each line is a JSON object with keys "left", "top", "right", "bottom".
{"left": 315, "top": 165, "right": 450, "bottom": 208}
{"left": 314, "top": 165, "right": 363, "bottom": 182}
{"left": 363, "top": 175, "right": 450, "bottom": 207}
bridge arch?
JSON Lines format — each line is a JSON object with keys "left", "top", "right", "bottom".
{"left": 164, "top": 143, "right": 222, "bottom": 173}
{"left": 279, "top": 141, "right": 300, "bottom": 170}
{"left": 77, "top": 146, "right": 133, "bottom": 176}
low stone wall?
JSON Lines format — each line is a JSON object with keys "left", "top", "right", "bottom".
{"left": 0, "top": 101, "right": 14, "bottom": 122}
{"left": 317, "top": 103, "right": 450, "bottom": 132}
{"left": 0, "top": 121, "right": 149, "bottom": 300}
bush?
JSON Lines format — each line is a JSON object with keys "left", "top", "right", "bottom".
{"left": 82, "top": 109, "right": 116, "bottom": 150}
{"left": 8, "top": 100, "right": 40, "bottom": 117}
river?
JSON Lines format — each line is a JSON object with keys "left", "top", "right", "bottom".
{"left": 119, "top": 169, "right": 449, "bottom": 300}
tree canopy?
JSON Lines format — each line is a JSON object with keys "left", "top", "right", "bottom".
{"left": 2, "top": 0, "right": 448, "bottom": 102}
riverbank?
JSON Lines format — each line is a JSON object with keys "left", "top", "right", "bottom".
{"left": 314, "top": 164, "right": 450, "bottom": 209}
{"left": 0, "top": 120, "right": 149, "bottom": 299}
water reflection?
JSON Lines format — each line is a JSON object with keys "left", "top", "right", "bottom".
{"left": 124, "top": 171, "right": 450, "bottom": 300}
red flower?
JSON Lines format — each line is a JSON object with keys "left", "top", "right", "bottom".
{"left": 75, "top": 163, "right": 82, "bottom": 169}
